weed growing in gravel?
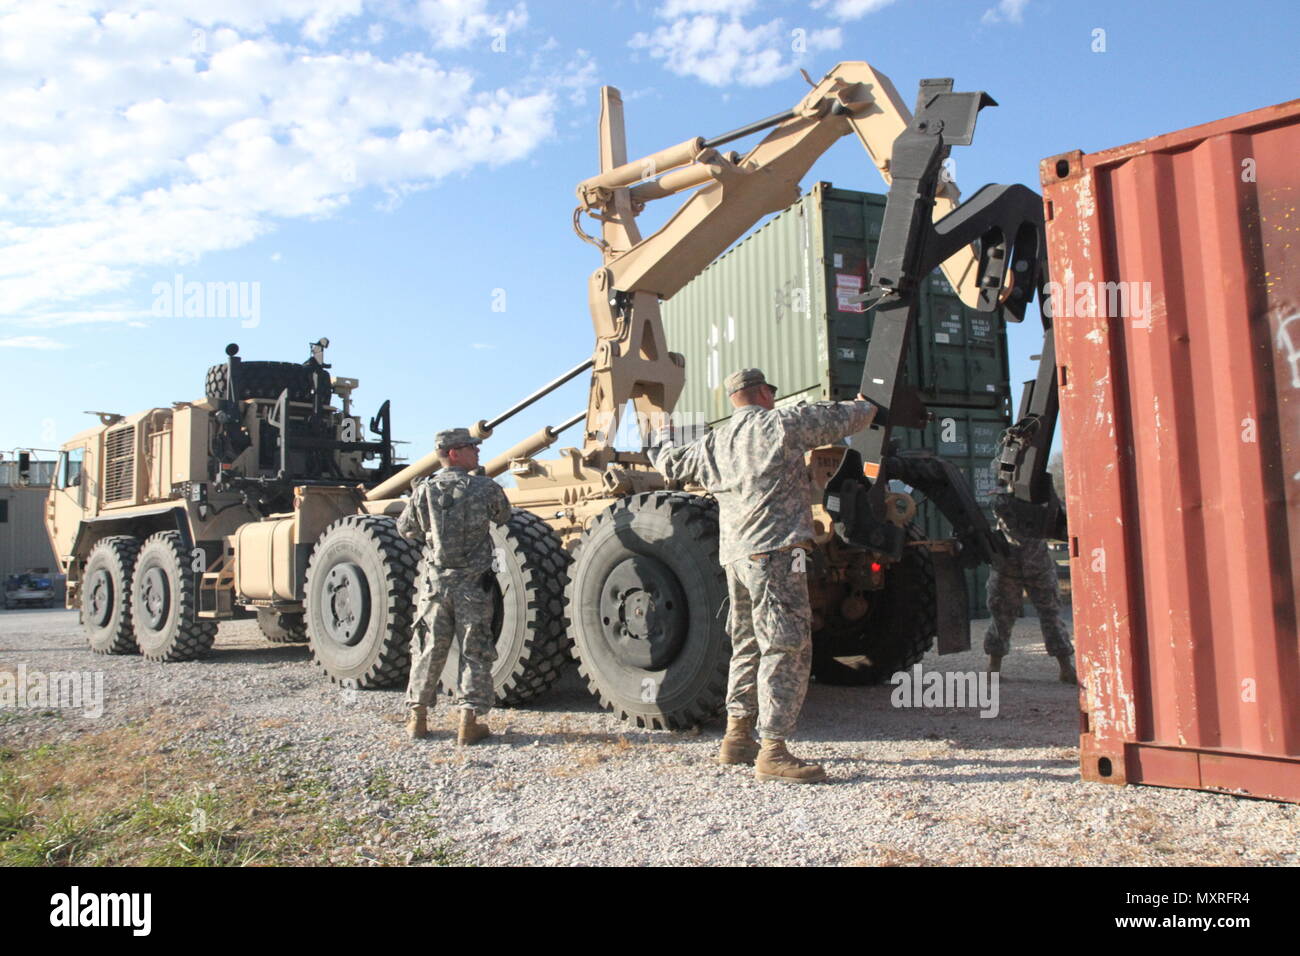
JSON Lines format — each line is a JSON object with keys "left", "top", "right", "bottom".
{"left": 364, "top": 769, "right": 395, "bottom": 800}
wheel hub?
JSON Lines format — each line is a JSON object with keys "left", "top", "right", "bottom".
{"left": 598, "top": 556, "right": 687, "bottom": 669}
{"left": 323, "top": 562, "right": 370, "bottom": 647}
{"left": 141, "top": 566, "right": 170, "bottom": 629}
{"left": 88, "top": 569, "right": 112, "bottom": 627}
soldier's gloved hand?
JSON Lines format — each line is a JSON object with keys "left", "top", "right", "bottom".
{"left": 644, "top": 424, "right": 675, "bottom": 453}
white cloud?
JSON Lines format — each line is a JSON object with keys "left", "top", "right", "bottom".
{"left": 0, "top": 335, "right": 71, "bottom": 349}
{"left": 0, "top": 1, "right": 563, "bottom": 326}
{"left": 982, "top": 0, "right": 1030, "bottom": 24}
{"left": 814, "top": 0, "right": 900, "bottom": 20}
{"left": 8, "top": 307, "right": 152, "bottom": 328}
{"left": 410, "top": 0, "right": 528, "bottom": 49}
{"left": 76, "top": 0, "right": 522, "bottom": 46}
{"left": 554, "top": 50, "right": 599, "bottom": 106}
{"left": 660, "top": 0, "right": 758, "bottom": 15}
{"left": 630, "top": 7, "right": 841, "bottom": 88}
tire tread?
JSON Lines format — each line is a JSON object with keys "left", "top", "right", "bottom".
{"left": 567, "top": 491, "right": 728, "bottom": 731}
{"left": 304, "top": 514, "right": 419, "bottom": 689}
{"left": 84, "top": 535, "right": 141, "bottom": 656}
{"left": 134, "top": 530, "right": 218, "bottom": 662}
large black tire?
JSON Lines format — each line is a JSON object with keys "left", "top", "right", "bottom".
{"left": 131, "top": 531, "right": 219, "bottom": 662}
{"left": 567, "top": 492, "right": 729, "bottom": 730}
{"left": 304, "top": 515, "right": 419, "bottom": 688}
{"left": 82, "top": 536, "right": 141, "bottom": 655}
{"left": 438, "top": 510, "right": 573, "bottom": 706}
{"left": 811, "top": 523, "right": 937, "bottom": 685}
{"left": 205, "top": 361, "right": 317, "bottom": 403}
{"left": 257, "top": 609, "right": 309, "bottom": 644}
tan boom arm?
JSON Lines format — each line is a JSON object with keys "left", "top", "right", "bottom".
{"left": 575, "top": 60, "right": 983, "bottom": 460}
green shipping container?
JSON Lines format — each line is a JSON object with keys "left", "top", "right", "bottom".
{"left": 661, "top": 181, "right": 1012, "bottom": 428}
{"left": 661, "top": 184, "right": 1015, "bottom": 618}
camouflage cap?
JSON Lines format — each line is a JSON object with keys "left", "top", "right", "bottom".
{"left": 435, "top": 427, "right": 482, "bottom": 450}
{"left": 724, "top": 367, "right": 776, "bottom": 396}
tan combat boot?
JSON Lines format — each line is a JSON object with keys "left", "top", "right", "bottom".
{"left": 1057, "top": 655, "right": 1078, "bottom": 685}
{"left": 405, "top": 705, "right": 429, "bottom": 740}
{"left": 755, "top": 739, "right": 827, "bottom": 784}
{"left": 717, "top": 715, "right": 760, "bottom": 766}
{"left": 987, "top": 654, "right": 1003, "bottom": 673}
{"left": 457, "top": 709, "right": 492, "bottom": 746}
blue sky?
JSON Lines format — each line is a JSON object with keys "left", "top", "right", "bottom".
{"left": 2, "top": 0, "right": 1297, "bottom": 468}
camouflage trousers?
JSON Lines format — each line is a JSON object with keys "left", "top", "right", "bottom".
{"left": 983, "top": 538, "right": 1073, "bottom": 659}
{"left": 405, "top": 566, "right": 497, "bottom": 715}
{"left": 725, "top": 550, "right": 813, "bottom": 741}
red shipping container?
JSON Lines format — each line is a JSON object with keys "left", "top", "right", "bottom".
{"left": 1042, "top": 98, "right": 1300, "bottom": 802}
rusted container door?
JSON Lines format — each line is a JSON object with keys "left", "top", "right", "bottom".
{"left": 1043, "top": 98, "right": 1300, "bottom": 802}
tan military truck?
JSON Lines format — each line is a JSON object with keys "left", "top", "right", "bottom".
{"left": 47, "top": 60, "right": 1030, "bottom": 733}
{"left": 44, "top": 339, "right": 575, "bottom": 704}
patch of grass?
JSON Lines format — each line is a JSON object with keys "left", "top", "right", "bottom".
{"left": 0, "top": 784, "right": 37, "bottom": 842}
{"left": 364, "top": 769, "right": 395, "bottom": 800}
{"left": 363, "top": 769, "right": 427, "bottom": 810}
{"left": 0, "top": 717, "right": 456, "bottom": 867}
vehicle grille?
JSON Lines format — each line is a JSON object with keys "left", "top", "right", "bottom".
{"left": 104, "top": 425, "right": 135, "bottom": 503}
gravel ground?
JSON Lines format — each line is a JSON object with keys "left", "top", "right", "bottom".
{"left": 2, "top": 607, "right": 1297, "bottom": 866}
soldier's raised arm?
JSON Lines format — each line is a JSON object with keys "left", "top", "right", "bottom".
{"left": 487, "top": 479, "right": 511, "bottom": 526}
{"left": 649, "top": 430, "right": 722, "bottom": 489}
{"left": 396, "top": 482, "right": 425, "bottom": 542}
{"left": 777, "top": 397, "right": 876, "bottom": 451}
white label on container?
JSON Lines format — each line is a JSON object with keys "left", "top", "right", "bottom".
{"left": 935, "top": 332, "right": 950, "bottom": 344}
{"left": 836, "top": 273, "right": 865, "bottom": 313}
{"left": 834, "top": 253, "right": 843, "bottom": 268}
{"left": 838, "top": 347, "right": 856, "bottom": 360}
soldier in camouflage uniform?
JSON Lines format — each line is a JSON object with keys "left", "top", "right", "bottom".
{"left": 984, "top": 490, "right": 1076, "bottom": 684}
{"left": 650, "top": 368, "right": 875, "bottom": 783}
{"left": 398, "top": 427, "right": 512, "bottom": 744}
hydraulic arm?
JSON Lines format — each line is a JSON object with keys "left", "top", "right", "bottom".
{"left": 824, "top": 78, "right": 1064, "bottom": 571}
{"left": 573, "top": 61, "right": 988, "bottom": 463}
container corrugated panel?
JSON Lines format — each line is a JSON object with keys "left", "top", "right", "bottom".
{"left": 663, "top": 182, "right": 1011, "bottom": 426}
{"left": 1043, "top": 98, "right": 1300, "bottom": 802}
{"left": 664, "top": 186, "right": 831, "bottom": 427}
